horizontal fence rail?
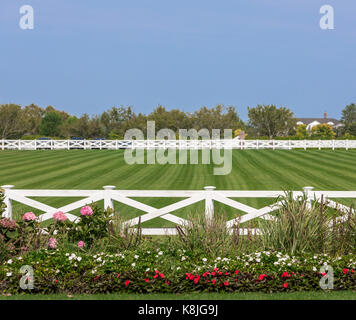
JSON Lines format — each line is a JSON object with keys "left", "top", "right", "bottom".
{"left": 1, "top": 139, "right": 356, "bottom": 150}
{"left": 1, "top": 185, "right": 355, "bottom": 235}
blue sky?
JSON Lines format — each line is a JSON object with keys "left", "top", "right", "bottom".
{"left": 0, "top": 0, "right": 355, "bottom": 120}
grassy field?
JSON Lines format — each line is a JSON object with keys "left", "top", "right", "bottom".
{"left": 1, "top": 149, "right": 356, "bottom": 226}
{"left": 0, "top": 291, "right": 355, "bottom": 300}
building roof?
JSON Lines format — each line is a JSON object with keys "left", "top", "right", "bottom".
{"left": 296, "top": 118, "right": 342, "bottom": 125}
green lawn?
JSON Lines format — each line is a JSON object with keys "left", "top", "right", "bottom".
{"left": 0, "top": 291, "right": 355, "bottom": 300}
{"left": 1, "top": 149, "right": 356, "bottom": 226}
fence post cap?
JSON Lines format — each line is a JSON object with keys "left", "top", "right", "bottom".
{"left": 103, "top": 186, "right": 116, "bottom": 190}
{"left": 1, "top": 185, "right": 14, "bottom": 189}
{"left": 204, "top": 186, "right": 216, "bottom": 191}
{"left": 303, "top": 186, "right": 314, "bottom": 192}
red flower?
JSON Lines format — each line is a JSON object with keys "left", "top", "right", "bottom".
{"left": 93, "top": 275, "right": 100, "bottom": 281}
{"left": 165, "top": 281, "right": 170, "bottom": 286}
{"left": 211, "top": 279, "right": 216, "bottom": 285}
{"left": 283, "top": 283, "right": 288, "bottom": 288}
{"left": 153, "top": 274, "right": 159, "bottom": 279}
{"left": 343, "top": 268, "right": 349, "bottom": 274}
{"left": 159, "top": 273, "right": 165, "bottom": 279}
{"left": 125, "top": 280, "right": 130, "bottom": 286}
{"left": 234, "top": 270, "right": 239, "bottom": 274}
{"left": 258, "top": 274, "right": 267, "bottom": 281}
{"left": 202, "top": 272, "right": 208, "bottom": 277}
{"left": 223, "top": 281, "right": 229, "bottom": 286}
{"left": 185, "top": 273, "right": 191, "bottom": 279}
{"left": 224, "top": 272, "right": 229, "bottom": 276}
{"left": 189, "top": 275, "right": 195, "bottom": 281}
{"left": 218, "top": 272, "right": 223, "bottom": 276}
{"left": 281, "top": 272, "right": 291, "bottom": 278}
{"left": 214, "top": 268, "right": 219, "bottom": 272}
{"left": 211, "top": 272, "right": 216, "bottom": 276}
{"left": 116, "top": 273, "right": 121, "bottom": 278}
{"left": 144, "top": 278, "right": 149, "bottom": 283}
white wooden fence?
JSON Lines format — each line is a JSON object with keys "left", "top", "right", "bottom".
{"left": 1, "top": 185, "right": 355, "bottom": 235}
{"left": 1, "top": 139, "right": 356, "bottom": 150}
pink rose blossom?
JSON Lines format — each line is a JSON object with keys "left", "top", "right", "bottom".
{"left": 80, "top": 206, "right": 93, "bottom": 216}
{"left": 53, "top": 211, "right": 67, "bottom": 222}
{"left": 23, "top": 212, "right": 37, "bottom": 222}
{"left": 48, "top": 238, "right": 57, "bottom": 249}
{"left": 77, "top": 241, "right": 85, "bottom": 248}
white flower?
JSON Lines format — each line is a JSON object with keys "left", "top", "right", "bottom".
{"left": 146, "top": 268, "right": 150, "bottom": 272}
{"left": 77, "top": 257, "right": 82, "bottom": 262}
{"left": 202, "top": 258, "right": 207, "bottom": 262}
{"left": 158, "top": 251, "right": 163, "bottom": 256}
{"left": 17, "top": 257, "right": 23, "bottom": 260}
{"left": 6, "top": 272, "right": 12, "bottom": 277}
{"left": 134, "top": 255, "right": 139, "bottom": 259}
{"left": 131, "top": 263, "right": 136, "bottom": 267}
{"left": 7, "top": 259, "right": 13, "bottom": 264}
{"left": 256, "top": 258, "right": 261, "bottom": 263}
{"left": 181, "top": 256, "right": 186, "bottom": 261}
{"left": 313, "top": 267, "right": 317, "bottom": 271}
{"left": 177, "top": 267, "right": 181, "bottom": 270}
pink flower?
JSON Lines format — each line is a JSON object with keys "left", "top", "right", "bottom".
{"left": 53, "top": 211, "right": 67, "bottom": 222}
{"left": 48, "top": 238, "right": 57, "bottom": 249}
{"left": 23, "top": 212, "right": 37, "bottom": 222}
{"left": 80, "top": 206, "right": 93, "bottom": 216}
{"left": 77, "top": 241, "right": 85, "bottom": 248}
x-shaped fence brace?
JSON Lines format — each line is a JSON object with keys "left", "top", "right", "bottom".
{"left": 1, "top": 186, "right": 355, "bottom": 235}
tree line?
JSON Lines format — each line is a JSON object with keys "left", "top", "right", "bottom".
{"left": 0, "top": 103, "right": 355, "bottom": 140}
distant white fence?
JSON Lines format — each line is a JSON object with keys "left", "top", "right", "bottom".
{"left": 1, "top": 185, "right": 355, "bottom": 235}
{"left": 1, "top": 139, "right": 356, "bottom": 150}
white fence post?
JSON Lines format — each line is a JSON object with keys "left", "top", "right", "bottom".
{"left": 204, "top": 186, "right": 216, "bottom": 221}
{"left": 303, "top": 186, "right": 314, "bottom": 210}
{"left": 1, "top": 185, "right": 14, "bottom": 219}
{"left": 103, "top": 186, "right": 116, "bottom": 211}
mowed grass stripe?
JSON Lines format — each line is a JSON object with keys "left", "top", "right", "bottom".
{"left": 266, "top": 150, "right": 356, "bottom": 190}
{"left": 1, "top": 150, "right": 356, "bottom": 227}
{"left": 0, "top": 151, "right": 109, "bottom": 188}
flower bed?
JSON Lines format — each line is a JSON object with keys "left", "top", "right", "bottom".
{"left": 1, "top": 249, "right": 355, "bottom": 294}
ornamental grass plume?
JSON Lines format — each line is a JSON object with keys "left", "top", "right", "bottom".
{"left": 258, "top": 191, "right": 330, "bottom": 255}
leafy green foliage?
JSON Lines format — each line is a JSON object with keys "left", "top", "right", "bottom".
{"left": 247, "top": 105, "right": 296, "bottom": 139}
{"left": 311, "top": 123, "right": 336, "bottom": 139}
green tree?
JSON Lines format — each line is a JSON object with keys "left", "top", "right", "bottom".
{"left": 0, "top": 104, "right": 24, "bottom": 139}
{"left": 247, "top": 105, "right": 296, "bottom": 139}
{"left": 22, "top": 104, "right": 45, "bottom": 136}
{"left": 311, "top": 124, "right": 336, "bottom": 139}
{"left": 341, "top": 103, "right": 356, "bottom": 127}
{"left": 40, "top": 111, "right": 63, "bottom": 137}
